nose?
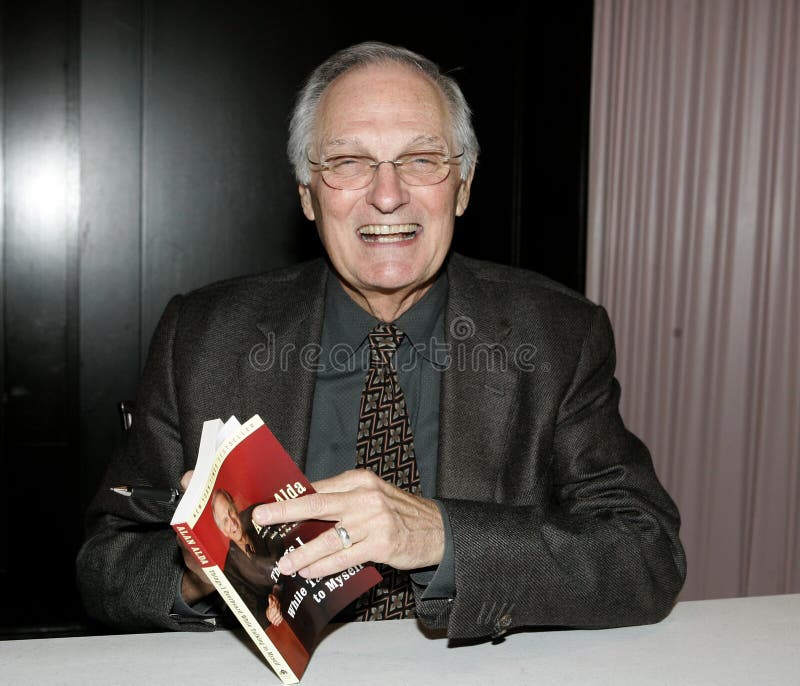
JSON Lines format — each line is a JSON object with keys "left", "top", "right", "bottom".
{"left": 365, "top": 161, "right": 409, "bottom": 214}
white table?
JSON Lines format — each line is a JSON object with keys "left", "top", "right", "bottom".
{"left": 2, "top": 594, "right": 798, "bottom": 685}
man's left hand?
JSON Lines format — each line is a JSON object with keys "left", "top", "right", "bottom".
{"left": 252, "top": 469, "right": 444, "bottom": 579}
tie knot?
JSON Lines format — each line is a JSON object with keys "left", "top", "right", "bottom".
{"left": 367, "top": 323, "right": 405, "bottom": 366}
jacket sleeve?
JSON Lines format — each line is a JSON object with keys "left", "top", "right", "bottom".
{"left": 413, "top": 305, "right": 687, "bottom": 640}
{"left": 76, "top": 296, "right": 215, "bottom": 632}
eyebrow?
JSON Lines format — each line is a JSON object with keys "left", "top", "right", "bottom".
{"left": 407, "top": 134, "right": 447, "bottom": 148}
{"left": 324, "top": 138, "right": 362, "bottom": 149}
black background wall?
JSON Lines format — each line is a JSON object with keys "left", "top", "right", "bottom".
{"left": 0, "top": 0, "right": 593, "bottom": 636}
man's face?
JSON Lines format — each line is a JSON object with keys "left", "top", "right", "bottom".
{"left": 212, "top": 494, "right": 242, "bottom": 541}
{"left": 298, "top": 62, "right": 473, "bottom": 308}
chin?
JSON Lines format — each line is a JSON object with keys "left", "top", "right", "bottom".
{"left": 361, "top": 266, "right": 427, "bottom": 293}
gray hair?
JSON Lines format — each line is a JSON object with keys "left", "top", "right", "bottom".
{"left": 287, "top": 41, "right": 479, "bottom": 185}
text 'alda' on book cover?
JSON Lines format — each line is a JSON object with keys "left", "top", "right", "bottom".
{"left": 171, "top": 414, "right": 382, "bottom": 684}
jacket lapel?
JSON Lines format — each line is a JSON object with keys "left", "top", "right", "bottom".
{"left": 236, "top": 259, "right": 328, "bottom": 471}
{"left": 438, "top": 255, "right": 520, "bottom": 501}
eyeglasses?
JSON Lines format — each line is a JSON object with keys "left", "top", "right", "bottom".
{"left": 307, "top": 151, "right": 464, "bottom": 190}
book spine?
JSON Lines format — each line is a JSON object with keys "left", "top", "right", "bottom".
{"left": 171, "top": 521, "right": 300, "bottom": 685}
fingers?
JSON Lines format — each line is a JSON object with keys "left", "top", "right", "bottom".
{"left": 177, "top": 531, "right": 216, "bottom": 603}
{"left": 278, "top": 524, "right": 368, "bottom": 579}
{"left": 181, "top": 568, "right": 215, "bottom": 604}
{"left": 253, "top": 491, "right": 339, "bottom": 528}
{"left": 253, "top": 468, "right": 445, "bottom": 580}
{"left": 289, "top": 487, "right": 445, "bottom": 577}
{"left": 252, "top": 470, "right": 383, "bottom": 527}
{"left": 177, "top": 534, "right": 203, "bottom": 573}
{"left": 177, "top": 536, "right": 215, "bottom": 602}
{"left": 180, "top": 470, "right": 194, "bottom": 492}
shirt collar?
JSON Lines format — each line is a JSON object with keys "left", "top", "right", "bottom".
{"left": 322, "top": 268, "right": 448, "bottom": 356}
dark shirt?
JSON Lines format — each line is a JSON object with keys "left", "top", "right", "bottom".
{"left": 305, "top": 270, "right": 454, "bottom": 598}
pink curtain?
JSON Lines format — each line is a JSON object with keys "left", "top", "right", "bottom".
{"left": 588, "top": 0, "right": 800, "bottom": 600}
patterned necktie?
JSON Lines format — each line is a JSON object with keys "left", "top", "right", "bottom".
{"left": 353, "top": 323, "right": 420, "bottom": 620}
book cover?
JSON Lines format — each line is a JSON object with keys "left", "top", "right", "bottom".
{"left": 171, "top": 414, "right": 382, "bottom": 683}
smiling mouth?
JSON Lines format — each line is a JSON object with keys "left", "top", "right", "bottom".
{"left": 358, "top": 224, "right": 420, "bottom": 243}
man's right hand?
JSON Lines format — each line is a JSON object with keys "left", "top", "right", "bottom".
{"left": 177, "top": 470, "right": 216, "bottom": 603}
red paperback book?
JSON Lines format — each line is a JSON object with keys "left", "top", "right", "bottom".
{"left": 171, "top": 414, "right": 381, "bottom": 683}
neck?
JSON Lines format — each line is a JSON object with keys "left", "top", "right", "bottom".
{"left": 339, "top": 279, "right": 433, "bottom": 322}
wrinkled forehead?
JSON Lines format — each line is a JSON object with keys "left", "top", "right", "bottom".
{"left": 313, "top": 62, "right": 454, "bottom": 153}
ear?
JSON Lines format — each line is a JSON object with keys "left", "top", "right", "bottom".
{"left": 455, "top": 164, "right": 475, "bottom": 217}
{"left": 298, "top": 184, "right": 316, "bottom": 221}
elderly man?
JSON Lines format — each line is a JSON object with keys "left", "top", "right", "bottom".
{"left": 77, "top": 42, "right": 685, "bottom": 640}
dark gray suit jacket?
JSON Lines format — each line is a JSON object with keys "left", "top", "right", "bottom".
{"left": 77, "top": 253, "right": 685, "bottom": 639}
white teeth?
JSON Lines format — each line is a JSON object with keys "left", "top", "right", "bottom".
{"left": 359, "top": 224, "right": 419, "bottom": 243}
{"left": 368, "top": 234, "right": 414, "bottom": 243}
{"left": 359, "top": 224, "right": 419, "bottom": 235}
